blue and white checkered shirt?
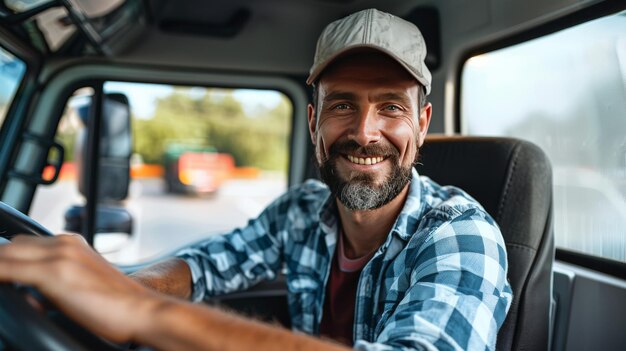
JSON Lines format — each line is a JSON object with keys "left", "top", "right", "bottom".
{"left": 177, "top": 169, "right": 513, "bottom": 350}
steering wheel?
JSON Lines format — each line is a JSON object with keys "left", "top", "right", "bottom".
{"left": 0, "top": 201, "right": 125, "bottom": 351}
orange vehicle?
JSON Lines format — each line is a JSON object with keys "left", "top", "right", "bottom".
{"left": 163, "top": 143, "right": 235, "bottom": 195}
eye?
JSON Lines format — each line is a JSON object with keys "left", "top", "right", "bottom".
{"left": 383, "top": 104, "right": 402, "bottom": 112}
{"left": 332, "top": 103, "right": 351, "bottom": 110}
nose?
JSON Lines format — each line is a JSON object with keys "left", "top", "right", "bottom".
{"left": 348, "top": 107, "right": 381, "bottom": 146}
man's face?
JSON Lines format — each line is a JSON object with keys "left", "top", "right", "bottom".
{"left": 307, "top": 53, "right": 432, "bottom": 210}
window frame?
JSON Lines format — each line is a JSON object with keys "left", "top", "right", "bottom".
{"left": 55, "top": 78, "right": 299, "bottom": 246}
{"left": 2, "top": 61, "right": 308, "bottom": 236}
{"left": 0, "top": 25, "right": 42, "bottom": 196}
{"left": 455, "top": 1, "right": 626, "bottom": 277}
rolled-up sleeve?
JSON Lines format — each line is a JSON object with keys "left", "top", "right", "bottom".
{"left": 175, "top": 192, "right": 292, "bottom": 302}
{"left": 355, "top": 209, "right": 513, "bottom": 351}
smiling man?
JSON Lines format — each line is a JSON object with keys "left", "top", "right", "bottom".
{"left": 0, "top": 8, "right": 512, "bottom": 351}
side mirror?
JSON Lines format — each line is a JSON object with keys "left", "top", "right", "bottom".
{"left": 75, "top": 93, "right": 132, "bottom": 201}
{"left": 64, "top": 93, "right": 133, "bottom": 236}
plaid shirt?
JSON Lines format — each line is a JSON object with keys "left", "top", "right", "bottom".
{"left": 177, "top": 169, "right": 512, "bottom": 350}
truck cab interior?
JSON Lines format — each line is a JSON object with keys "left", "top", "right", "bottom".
{"left": 0, "top": 0, "right": 624, "bottom": 350}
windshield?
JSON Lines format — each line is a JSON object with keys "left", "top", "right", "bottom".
{"left": 0, "top": 46, "right": 27, "bottom": 127}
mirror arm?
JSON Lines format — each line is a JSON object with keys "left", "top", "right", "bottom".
{"left": 83, "top": 83, "right": 104, "bottom": 246}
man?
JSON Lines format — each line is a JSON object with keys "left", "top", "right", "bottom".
{"left": 0, "top": 8, "right": 512, "bottom": 351}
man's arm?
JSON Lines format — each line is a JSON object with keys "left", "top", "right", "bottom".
{"left": 136, "top": 296, "right": 348, "bottom": 351}
{"left": 128, "top": 258, "right": 192, "bottom": 299}
{"left": 0, "top": 234, "right": 347, "bottom": 350}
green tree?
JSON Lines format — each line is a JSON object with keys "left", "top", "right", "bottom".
{"left": 132, "top": 89, "right": 292, "bottom": 172}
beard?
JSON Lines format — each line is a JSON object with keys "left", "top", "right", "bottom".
{"left": 317, "top": 139, "right": 415, "bottom": 211}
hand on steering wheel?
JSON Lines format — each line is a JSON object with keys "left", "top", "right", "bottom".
{"left": 0, "top": 201, "right": 149, "bottom": 351}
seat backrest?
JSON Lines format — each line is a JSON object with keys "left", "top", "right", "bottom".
{"left": 416, "top": 136, "right": 554, "bottom": 351}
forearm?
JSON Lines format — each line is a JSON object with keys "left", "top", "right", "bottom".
{"left": 136, "top": 298, "right": 349, "bottom": 351}
{"left": 129, "top": 258, "right": 192, "bottom": 299}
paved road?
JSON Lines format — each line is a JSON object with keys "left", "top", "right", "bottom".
{"left": 30, "top": 176, "right": 286, "bottom": 264}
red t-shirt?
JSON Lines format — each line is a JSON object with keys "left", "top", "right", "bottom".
{"left": 319, "top": 232, "right": 376, "bottom": 346}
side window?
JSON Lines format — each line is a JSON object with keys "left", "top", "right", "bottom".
{"left": 0, "top": 45, "right": 27, "bottom": 127}
{"left": 461, "top": 12, "right": 626, "bottom": 262}
{"left": 30, "top": 82, "right": 293, "bottom": 264}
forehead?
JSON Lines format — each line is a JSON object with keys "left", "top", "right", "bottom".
{"left": 318, "top": 52, "right": 419, "bottom": 96}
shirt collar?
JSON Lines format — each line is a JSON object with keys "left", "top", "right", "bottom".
{"left": 390, "top": 168, "right": 424, "bottom": 241}
{"left": 318, "top": 191, "right": 339, "bottom": 255}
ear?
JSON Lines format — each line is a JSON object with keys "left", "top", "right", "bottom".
{"left": 417, "top": 103, "right": 432, "bottom": 147}
{"left": 307, "top": 103, "right": 317, "bottom": 145}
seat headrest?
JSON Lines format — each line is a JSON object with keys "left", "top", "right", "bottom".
{"left": 417, "top": 135, "right": 552, "bottom": 249}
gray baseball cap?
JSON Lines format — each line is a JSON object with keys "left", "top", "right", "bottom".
{"left": 307, "top": 8, "right": 432, "bottom": 95}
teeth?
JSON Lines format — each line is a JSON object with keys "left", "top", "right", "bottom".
{"left": 346, "top": 155, "right": 385, "bottom": 165}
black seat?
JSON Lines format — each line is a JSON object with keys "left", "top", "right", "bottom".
{"left": 417, "top": 135, "right": 554, "bottom": 351}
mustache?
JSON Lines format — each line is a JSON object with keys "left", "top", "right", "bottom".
{"left": 326, "top": 140, "right": 399, "bottom": 160}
